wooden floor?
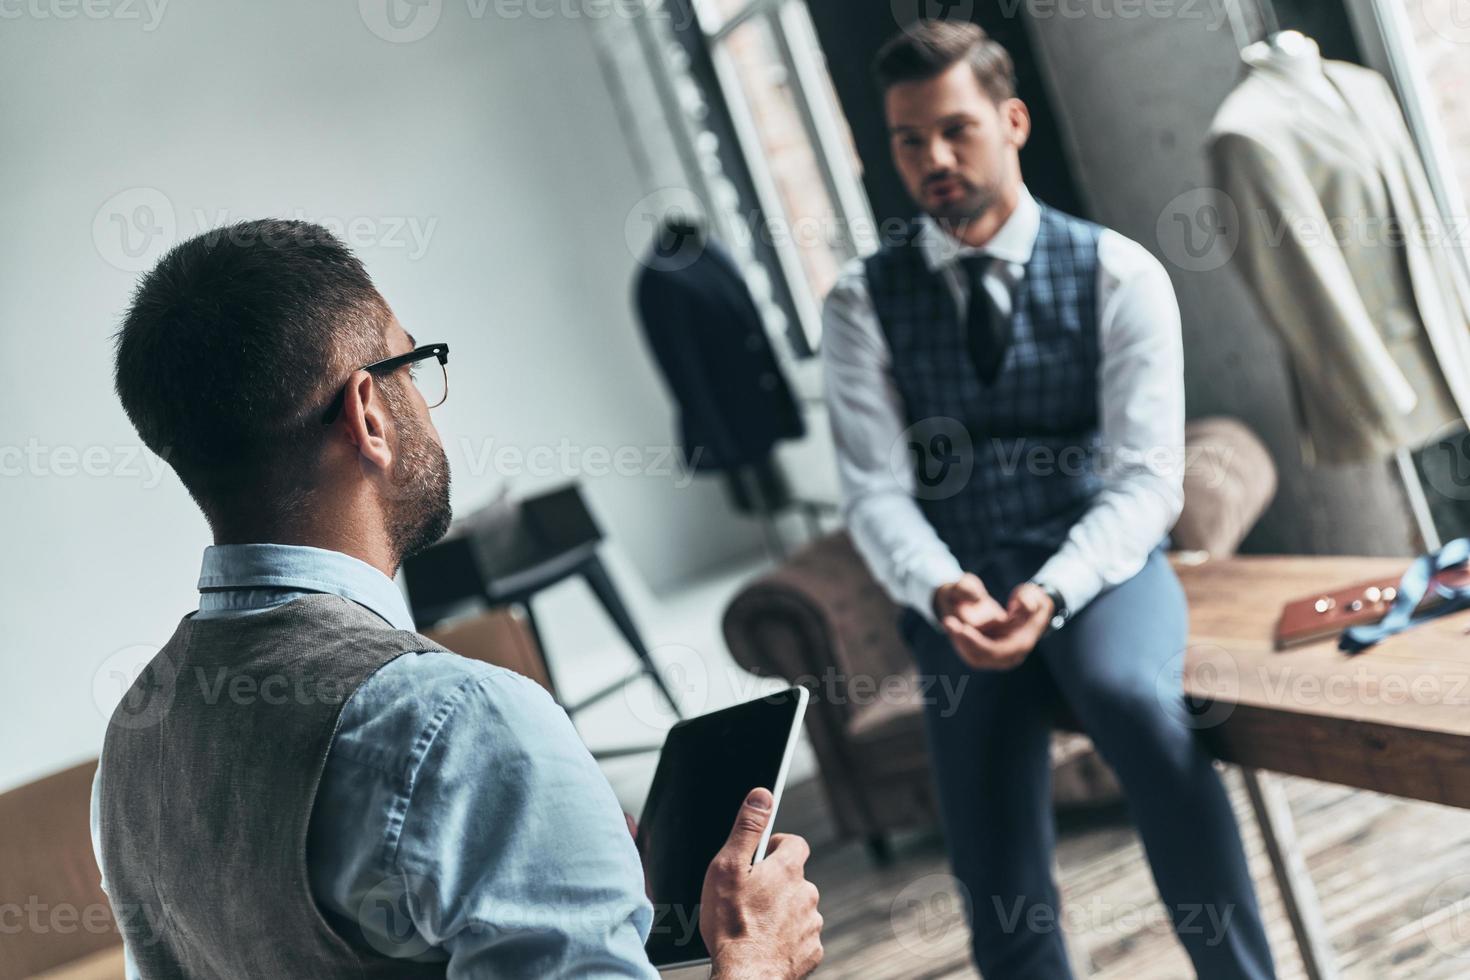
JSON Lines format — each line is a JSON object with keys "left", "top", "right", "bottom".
{"left": 778, "top": 770, "right": 1470, "bottom": 978}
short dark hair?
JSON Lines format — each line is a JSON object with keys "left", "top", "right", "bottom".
{"left": 873, "top": 21, "right": 1016, "bottom": 102}
{"left": 113, "top": 219, "right": 392, "bottom": 528}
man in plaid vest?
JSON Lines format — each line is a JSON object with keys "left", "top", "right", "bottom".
{"left": 822, "top": 21, "right": 1275, "bottom": 979}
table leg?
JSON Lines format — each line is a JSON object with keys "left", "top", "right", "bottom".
{"left": 1238, "top": 767, "right": 1339, "bottom": 980}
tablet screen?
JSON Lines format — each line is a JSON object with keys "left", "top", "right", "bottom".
{"left": 638, "top": 688, "right": 807, "bottom": 968}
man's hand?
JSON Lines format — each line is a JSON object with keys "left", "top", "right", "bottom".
{"left": 702, "top": 788, "right": 823, "bottom": 979}
{"left": 932, "top": 576, "right": 1054, "bottom": 670}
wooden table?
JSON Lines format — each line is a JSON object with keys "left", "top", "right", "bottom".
{"left": 1176, "top": 554, "right": 1470, "bottom": 980}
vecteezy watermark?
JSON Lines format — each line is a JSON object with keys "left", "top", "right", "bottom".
{"left": 356, "top": 873, "right": 439, "bottom": 957}
{"left": 0, "top": 0, "right": 169, "bottom": 30}
{"left": 0, "top": 897, "right": 119, "bottom": 937}
{"left": 892, "top": 416, "right": 975, "bottom": 502}
{"left": 623, "top": 661, "right": 972, "bottom": 733}
{"left": 456, "top": 436, "right": 700, "bottom": 488}
{"left": 890, "top": 0, "right": 976, "bottom": 32}
{"left": 1157, "top": 187, "right": 1239, "bottom": 273}
{"left": 92, "top": 192, "right": 439, "bottom": 273}
{"left": 1155, "top": 186, "right": 1470, "bottom": 273}
{"left": 93, "top": 644, "right": 174, "bottom": 731}
{"left": 1418, "top": 0, "right": 1470, "bottom": 46}
{"left": 1155, "top": 643, "right": 1238, "bottom": 730}
{"left": 625, "top": 187, "right": 708, "bottom": 272}
{"left": 891, "top": 873, "right": 971, "bottom": 958}
{"left": 93, "top": 187, "right": 177, "bottom": 274}
{"left": 93, "top": 646, "right": 383, "bottom": 730}
{"left": 359, "top": 0, "right": 695, "bottom": 44}
{"left": 1156, "top": 644, "right": 1470, "bottom": 731}
{"left": 190, "top": 208, "right": 438, "bottom": 261}
{"left": 623, "top": 643, "right": 712, "bottom": 730}
{"left": 989, "top": 895, "right": 1237, "bottom": 945}
{"left": 886, "top": 418, "right": 1234, "bottom": 500}
{"left": 0, "top": 440, "right": 172, "bottom": 486}
{"left": 890, "top": 0, "right": 1226, "bottom": 31}
{"left": 1423, "top": 872, "right": 1470, "bottom": 957}
{"left": 354, "top": 871, "right": 651, "bottom": 954}
{"left": 1407, "top": 421, "right": 1470, "bottom": 503}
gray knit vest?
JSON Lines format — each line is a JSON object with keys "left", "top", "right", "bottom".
{"left": 98, "top": 593, "right": 451, "bottom": 979}
{"left": 864, "top": 204, "right": 1105, "bottom": 571}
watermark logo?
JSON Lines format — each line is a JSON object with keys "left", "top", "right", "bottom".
{"left": 356, "top": 873, "right": 438, "bottom": 957}
{"left": 359, "top": 0, "right": 442, "bottom": 42}
{"left": 626, "top": 187, "right": 707, "bottom": 272}
{"left": 890, "top": 873, "right": 970, "bottom": 957}
{"left": 1156, "top": 187, "right": 1238, "bottom": 273}
{"left": 891, "top": 416, "right": 974, "bottom": 501}
{"left": 623, "top": 643, "right": 710, "bottom": 730}
{"left": 93, "top": 644, "right": 175, "bottom": 731}
{"left": 1417, "top": 421, "right": 1470, "bottom": 503}
{"left": 1155, "top": 643, "right": 1237, "bottom": 730}
{"left": 1423, "top": 872, "right": 1470, "bottom": 956}
{"left": 1420, "top": 0, "right": 1470, "bottom": 45}
{"left": 0, "top": 0, "right": 170, "bottom": 30}
{"left": 93, "top": 187, "right": 176, "bottom": 273}
{"left": 0, "top": 440, "right": 172, "bottom": 486}
{"left": 891, "top": 0, "right": 976, "bottom": 31}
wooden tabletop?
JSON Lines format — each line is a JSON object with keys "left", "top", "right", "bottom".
{"left": 1176, "top": 554, "right": 1470, "bottom": 808}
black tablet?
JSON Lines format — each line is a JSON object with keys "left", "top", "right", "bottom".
{"left": 637, "top": 687, "right": 809, "bottom": 971}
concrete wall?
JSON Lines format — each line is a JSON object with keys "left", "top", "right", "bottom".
{"left": 1022, "top": 5, "right": 1419, "bottom": 557}
{"left": 0, "top": 0, "right": 764, "bottom": 792}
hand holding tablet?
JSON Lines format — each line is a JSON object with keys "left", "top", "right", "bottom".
{"left": 637, "top": 688, "right": 822, "bottom": 977}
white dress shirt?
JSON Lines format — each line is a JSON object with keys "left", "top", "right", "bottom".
{"left": 821, "top": 186, "right": 1185, "bottom": 623}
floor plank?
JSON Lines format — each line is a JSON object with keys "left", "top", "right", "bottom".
{"left": 777, "top": 769, "right": 1470, "bottom": 977}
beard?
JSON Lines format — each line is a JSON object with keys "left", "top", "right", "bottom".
{"left": 921, "top": 172, "right": 998, "bottom": 230}
{"left": 381, "top": 386, "right": 453, "bottom": 567}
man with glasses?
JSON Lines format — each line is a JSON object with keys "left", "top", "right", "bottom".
{"left": 91, "top": 220, "right": 823, "bottom": 978}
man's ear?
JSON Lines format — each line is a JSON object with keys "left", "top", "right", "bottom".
{"left": 338, "top": 370, "right": 394, "bottom": 475}
{"left": 1003, "top": 97, "right": 1031, "bottom": 150}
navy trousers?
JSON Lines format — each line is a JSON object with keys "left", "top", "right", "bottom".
{"left": 905, "top": 547, "right": 1276, "bottom": 979}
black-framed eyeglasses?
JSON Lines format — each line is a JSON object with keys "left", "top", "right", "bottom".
{"left": 320, "top": 342, "right": 450, "bottom": 425}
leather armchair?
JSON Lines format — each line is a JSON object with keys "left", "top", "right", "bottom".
{"left": 721, "top": 417, "right": 1277, "bottom": 852}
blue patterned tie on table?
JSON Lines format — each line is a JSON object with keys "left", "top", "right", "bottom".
{"left": 1340, "top": 537, "right": 1470, "bottom": 653}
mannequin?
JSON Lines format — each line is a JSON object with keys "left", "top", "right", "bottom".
{"left": 1240, "top": 30, "right": 1348, "bottom": 116}
{"left": 1208, "top": 27, "right": 1470, "bottom": 544}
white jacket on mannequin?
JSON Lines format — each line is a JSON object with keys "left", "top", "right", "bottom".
{"left": 1207, "top": 40, "right": 1470, "bottom": 465}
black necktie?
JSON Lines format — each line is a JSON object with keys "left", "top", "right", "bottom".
{"left": 959, "top": 255, "right": 1008, "bottom": 385}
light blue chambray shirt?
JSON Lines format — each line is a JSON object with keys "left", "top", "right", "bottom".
{"left": 90, "top": 543, "right": 658, "bottom": 979}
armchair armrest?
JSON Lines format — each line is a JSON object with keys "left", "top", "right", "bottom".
{"left": 1175, "top": 417, "right": 1277, "bottom": 557}
{"left": 723, "top": 532, "right": 908, "bottom": 720}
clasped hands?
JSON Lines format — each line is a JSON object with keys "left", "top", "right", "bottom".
{"left": 932, "top": 573, "right": 1054, "bottom": 670}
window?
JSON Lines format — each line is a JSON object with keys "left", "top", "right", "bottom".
{"left": 1349, "top": 0, "right": 1470, "bottom": 286}
{"left": 1397, "top": 1, "right": 1470, "bottom": 236}
{"left": 588, "top": 0, "right": 870, "bottom": 356}
{"left": 692, "top": 0, "right": 875, "bottom": 352}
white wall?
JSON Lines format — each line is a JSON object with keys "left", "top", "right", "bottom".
{"left": 0, "top": 0, "right": 765, "bottom": 793}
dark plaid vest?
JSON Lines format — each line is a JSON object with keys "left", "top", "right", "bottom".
{"left": 864, "top": 203, "right": 1104, "bottom": 572}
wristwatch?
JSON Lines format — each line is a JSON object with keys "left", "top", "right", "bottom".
{"left": 1030, "top": 581, "right": 1069, "bottom": 634}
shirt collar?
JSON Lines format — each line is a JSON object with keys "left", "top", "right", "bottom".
{"left": 197, "top": 543, "right": 416, "bottom": 632}
{"left": 916, "top": 184, "right": 1040, "bottom": 273}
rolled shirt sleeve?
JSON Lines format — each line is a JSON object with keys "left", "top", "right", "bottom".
{"left": 308, "top": 656, "right": 658, "bottom": 980}
{"left": 392, "top": 670, "right": 656, "bottom": 978}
